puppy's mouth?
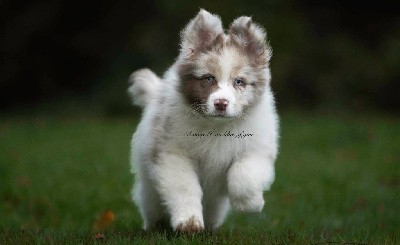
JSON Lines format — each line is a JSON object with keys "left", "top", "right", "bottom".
{"left": 207, "top": 112, "right": 238, "bottom": 120}
{"left": 210, "top": 114, "right": 231, "bottom": 118}
{"left": 187, "top": 104, "right": 239, "bottom": 119}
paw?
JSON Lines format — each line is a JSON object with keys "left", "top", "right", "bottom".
{"left": 230, "top": 193, "right": 265, "bottom": 213}
{"left": 175, "top": 216, "right": 204, "bottom": 233}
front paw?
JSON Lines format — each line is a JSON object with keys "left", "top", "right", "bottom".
{"left": 174, "top": 216, "right": 204, "bottom": 233}
{"left": 230, "top": 193, "right": 265, "bottom": 213}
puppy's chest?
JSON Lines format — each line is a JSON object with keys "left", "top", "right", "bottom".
{"left": 183, "top": 130, "right": 252, "bottom": 166}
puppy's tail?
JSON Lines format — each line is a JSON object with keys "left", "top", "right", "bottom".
{"left": 128, "top": 68, "right": 161, "bottom": 108}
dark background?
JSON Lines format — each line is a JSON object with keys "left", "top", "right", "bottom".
{"left": 1, "top": 0, "right": 400, "bottom": 115}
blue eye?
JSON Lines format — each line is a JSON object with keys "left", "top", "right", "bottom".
{"left": 234, "top": 78, "right": 245, "bottom": 86}
{"left": 204, "top": 76, "right": 215, "bottom": 83}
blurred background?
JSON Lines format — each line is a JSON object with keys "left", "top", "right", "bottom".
{"left": 1, "top": 0, "right": 400, "bottom": 115}
{"left": 1, "top": 0, "right": 399, "bottom": 242}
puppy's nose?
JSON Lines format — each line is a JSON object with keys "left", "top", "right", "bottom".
{"left": 214, "top": 99, "right": 229, "bottom": 111}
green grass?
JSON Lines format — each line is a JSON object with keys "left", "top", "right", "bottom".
{"left": 0, "top": 112, "right": 399, "bottom": 244}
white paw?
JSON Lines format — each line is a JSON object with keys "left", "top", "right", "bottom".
{"left": 174, "top": 216, "right": 204, "bottom": 233}
{"left": 230, "top": 193, "right": 265, "bottom": 213}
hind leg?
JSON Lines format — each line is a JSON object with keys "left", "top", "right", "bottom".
{"left": 203, "top": 194, "right": 230, "bottom": 230}
{"left": 133, "top": 177, "right": 165, "bottom": 230}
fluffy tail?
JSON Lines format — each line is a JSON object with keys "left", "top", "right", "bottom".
{"left": 128, "top": 68, "right": 161, "bottom": 108}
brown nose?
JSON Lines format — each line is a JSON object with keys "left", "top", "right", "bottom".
{"left": 214, "top": 99, "right": 229, "bottom": 111}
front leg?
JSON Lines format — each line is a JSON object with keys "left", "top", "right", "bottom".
{"left": 227, "top": 152, "right": 275, "bottom": 213}
{"left": 151, "top": 152, "right": 204, "bottom": 233}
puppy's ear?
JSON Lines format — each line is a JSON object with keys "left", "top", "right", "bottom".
{"left": 180, "top": 9, "right": 224, "bottom": 57}
{"left": 229, "top": 16, "right": 271, "bottom": 65}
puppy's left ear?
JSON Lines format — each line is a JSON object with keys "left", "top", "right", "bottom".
{"left": 229, "top": 16, "right": 272, "bottom": 65}
{"left": 180, "top": 9, "right": 224, "bottom": 57}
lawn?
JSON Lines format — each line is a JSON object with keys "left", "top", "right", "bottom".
{"left": 0, "top": 112, "right": 399, "bottom": 244}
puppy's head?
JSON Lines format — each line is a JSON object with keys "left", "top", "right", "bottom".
{"left": 177, "top": 9, "right": 272, "bottom": 119}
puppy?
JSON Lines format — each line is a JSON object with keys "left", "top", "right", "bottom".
{"left": 128, "top": 9, "right": 279, "bottom": 233}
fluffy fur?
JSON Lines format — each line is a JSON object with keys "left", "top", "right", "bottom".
{"left": 128, "top": 9, "right": 279, "bottom": 233}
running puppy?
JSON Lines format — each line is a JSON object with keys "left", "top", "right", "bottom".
{"left": 128, "top": 9, "right": 279, "bottom": 233}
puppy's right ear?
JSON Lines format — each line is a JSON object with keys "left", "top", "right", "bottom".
{"left": 180, "top": 9, "right": 223, "bottom": 57}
